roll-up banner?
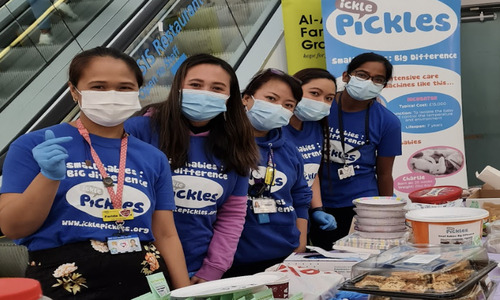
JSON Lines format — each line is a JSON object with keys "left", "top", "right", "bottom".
{"left": 321, "top": 0, "right": 467, "bottom": 197}
{"left": 282, "top": 0, "right": 326, "bottom": 74}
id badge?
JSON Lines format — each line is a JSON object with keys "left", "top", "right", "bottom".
{"left": 252, "top": 198, "right": 277, "bottom": 214}
{"left": 338, "top": 165, "right": 355, "bottom": 180}
{"left": 102, "top": 208, "right": 134, "bottom": 222}
{"left": 107, "top": 234, "right": 142, "bottom": 255}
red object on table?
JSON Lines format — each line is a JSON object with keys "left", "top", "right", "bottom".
{"left": 409, "top": 185, "right": 463, "bottom": 205}
{"left": 0, "top": 278, "right": 43, "bottom": 300}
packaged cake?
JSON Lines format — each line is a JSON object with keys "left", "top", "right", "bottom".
{"left": 340, "top": 244, "right": 496, "bottom": 299}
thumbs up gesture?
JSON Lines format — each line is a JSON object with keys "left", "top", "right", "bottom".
{"left": 32, "top": 130, "right": 73, "bottom": 180}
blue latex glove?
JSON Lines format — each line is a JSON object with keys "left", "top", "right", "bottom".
{"left": 312, "top": 210, "right": 337, "bottom": 231}
{"left": 32, "top": 130, "right": 73, "bottom": 180}
{"left": 333, "top": 291, "right": 369, "bottom": 300}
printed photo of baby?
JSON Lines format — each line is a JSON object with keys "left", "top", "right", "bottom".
{"left": 409, "top": 147, "right": 464, "bottom": 176}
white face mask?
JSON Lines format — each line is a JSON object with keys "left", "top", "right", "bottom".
{"left": 76, "top": 89, "right": 141, "bottom": 127}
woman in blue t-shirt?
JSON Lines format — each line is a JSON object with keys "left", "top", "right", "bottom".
{"left": 319, "top": 52, "right": 402, "bottom": 249}
{"left": 125, "top": 54, "right": 260, "bottom": 283}
{"left": 282, "top": 68, "right": 339, "bottom": 248}
{"left": 0, "top": 47, "right": 190, "bottom": 298}
{"left": 225, "top": 68, "right": 312, "bottom": 277}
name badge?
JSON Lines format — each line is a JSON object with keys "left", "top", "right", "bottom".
{"left": 252, "top": 198, "right": 277, "bottom": 214}
{"left": 338, "top": 165, "right": 355, "bottom": 180}
{"left": 107, "top": 235, "right": 142, "bottom": 255}
{"left": 102, "top": 208, "right": 134, "bottom": 222}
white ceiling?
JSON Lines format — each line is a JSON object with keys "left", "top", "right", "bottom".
{"left": 462, "top": 0, "right": 500, "bottom": 7}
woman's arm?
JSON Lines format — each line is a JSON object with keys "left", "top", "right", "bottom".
{"left": 294, "top": 217, "right": 308, "bottom": 253}
{"left": 310, "top": 176, "right": 323, "bottom": 209}
{"left": 0, "top": 174, "right": 60, "bottom": 239}
{"left": 193, "top": 194, "right": 247, "bottom": 282}
{"left": 152, "top": 210, "right": 190, "bottom": 289}
{"left": 376, "top": 156, "right": 396, "bottom": 196}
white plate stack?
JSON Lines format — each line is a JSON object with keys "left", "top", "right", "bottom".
{"left": 352, "top": 196, "right": 407, "bottom": 239}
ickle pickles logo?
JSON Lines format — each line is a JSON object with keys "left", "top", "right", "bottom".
{"left": 66, "top": 182, "right": 151, "bottom": 218}
{"left": 326, "top": 0, "right": 458, "bottom": 51}
{"left": 172, "top": 176, "right": 223, "bottom": 209}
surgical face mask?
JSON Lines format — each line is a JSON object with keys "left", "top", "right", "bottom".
{"left": 345, "top": 75, "right": 384, "bottom": 101}
{"left": 246, "top": 97, "right": 293, "bottom": 131}
{"left": 181, "top": 89, "right": 229, "bottom": 122}
{"left": 294, "top": 97, "right": 331, "bottom": 121}
{"left": 77, "top": 89, "right": 141, "bottom": 127}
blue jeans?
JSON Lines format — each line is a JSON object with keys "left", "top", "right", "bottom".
{"left": 28, "top": 0, "right": 53, "bottom": 30}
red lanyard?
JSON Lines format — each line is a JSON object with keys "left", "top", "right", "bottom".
{"left": 76, "top": 119, "right": 128, "bottom": 210}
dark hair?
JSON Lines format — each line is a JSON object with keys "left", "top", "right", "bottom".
{"left": 147, "top": 54, "right": 259, "bottom": 175}
{"left": 293, "top": 68, "right": 336, "bottom": 86}
{"left": 346, "top": 52, "right": 393, "bottom": 84}
{"left": 242, "top": 68, "right": 303, "bottom": 102}
{"left": 69, "top": 46, "right": 143, "bottom": 87}
{"left": 293, "top": 68, "right": 336, "bottom": 172}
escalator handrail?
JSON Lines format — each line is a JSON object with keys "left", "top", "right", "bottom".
{"left": 0, "top": 0, "right": 10, "bottom": 9}
{"left": 0, "top": 0, "right": 171, "bottom": 173}
{"left": 0, "top": 0, "right": 68, "bottom": 60}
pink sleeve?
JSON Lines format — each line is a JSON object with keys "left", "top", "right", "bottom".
{"left": 194, "top": 195, "right": 247, "bottom": 280}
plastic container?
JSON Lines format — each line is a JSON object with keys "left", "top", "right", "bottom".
{"left": 406, "top": 207, "right": 489, "bottom": 246}
{"left": 354, "top": 215, "right": 406, "bottom": 226}
{"left": 354, "top": 207, "right": 406, "bottom": 219}
{"left": 353, "top": 196, "right": 406, "bottom": 210}
{"left": 408, "top": 186, "right": 463, "bottom": 209}
{"left": 339, "top": 244, "right": 497, "bottom": 299}
{"left": 0, "top": 278, "right": 50, "bottom": 300}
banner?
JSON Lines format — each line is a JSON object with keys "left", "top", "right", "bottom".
{"left": 321, "top": 0, "right": 467, "bottom": 197}
{"left": 282, "top": 0, "right": 326, "bottom": 74}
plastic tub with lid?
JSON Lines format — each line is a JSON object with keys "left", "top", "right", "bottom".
{"left": 0, "top": 278, "right": 51, "bottom": 300}
{"left": 408, "top": 185, "right": 464, "bottom": 209}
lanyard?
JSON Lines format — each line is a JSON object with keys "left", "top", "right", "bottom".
{"left": 76, "top": 119, "right": 128, "bottom": 210}
{"left": 337, "top": 92, "right": 371, "bottom": 165}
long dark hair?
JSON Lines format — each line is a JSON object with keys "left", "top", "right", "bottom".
{"left": 145, "top": 54, "right": 259, "bottom": 175}
{"left": 293, "top": 68, "right": 336, "bottom": 173}
{"left": 69, "top": 47, "right": 143, "bottom": 86}
{"left": 242, "top": 68, "right": 303, "bottom": 102}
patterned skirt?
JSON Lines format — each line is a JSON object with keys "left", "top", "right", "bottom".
{"left": 26, "top": 240, "right": 170, "bottom": 299}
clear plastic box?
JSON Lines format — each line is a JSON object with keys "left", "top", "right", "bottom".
{"left": 340, "top": 244, "right": 496, "bottom": 299}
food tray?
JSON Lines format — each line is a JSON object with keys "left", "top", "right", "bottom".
{"left": 339, "top": 244, "right": 496, "bottom": 299}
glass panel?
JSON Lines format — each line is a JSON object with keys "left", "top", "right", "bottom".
{"left": 0, "top": 0, "right": 112, "bottom": 111}
{"left": 126, "top": 0, "right": 279, "bottom": 107}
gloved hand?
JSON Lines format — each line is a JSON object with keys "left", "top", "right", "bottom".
{"left": 333, "top": 291, "right": 369, "bottom": 300}
{"left": 32, "top": 130, "right": 73, "bottom": 181}
{"left": 312, "top": 210, "right": 337, "bottom": 231}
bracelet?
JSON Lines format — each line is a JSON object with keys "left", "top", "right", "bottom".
{"left": 310, "top": 207, "right": 324, "bottom": 213}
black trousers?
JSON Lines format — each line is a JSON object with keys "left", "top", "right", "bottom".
{"left": 309, "top": 206, "right": 356, "bottom": 250}
{"left": 26, "top": 240, "right": 170, "bottom": 300}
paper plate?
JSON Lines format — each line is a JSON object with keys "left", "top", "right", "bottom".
{"left": 353, "top": 196, "right": 406, "bottom": 209}
{"left": 354, "top": 207, "right": 406, "bottom": 219}
{"left": 170, "top": 273, "right": 286, "bottom": 299}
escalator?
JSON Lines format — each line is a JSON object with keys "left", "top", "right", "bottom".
{"left": 0, "top": 0, "right": 280, "bottom": 169}
{"left": 0, "top": 0, "right": 281, "bottom": 276}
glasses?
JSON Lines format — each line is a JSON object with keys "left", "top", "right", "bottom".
{"left": 351, "top": 70, "right": 387, "bottom": 86}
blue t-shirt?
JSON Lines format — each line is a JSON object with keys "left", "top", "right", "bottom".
{"left": 233, "top": 128, "right": 312, "bottom": 264}
{"left": 320, "top": 100, "right": 402, "bottom": 208}
{"left": 125, "top": 116, "right": 248, "bottom": 273}
{"left": 0, "top": 123, "right": 175, "bottom": 251}
{"left": 283, "top": 121, "right": 324, "bottom": 187}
